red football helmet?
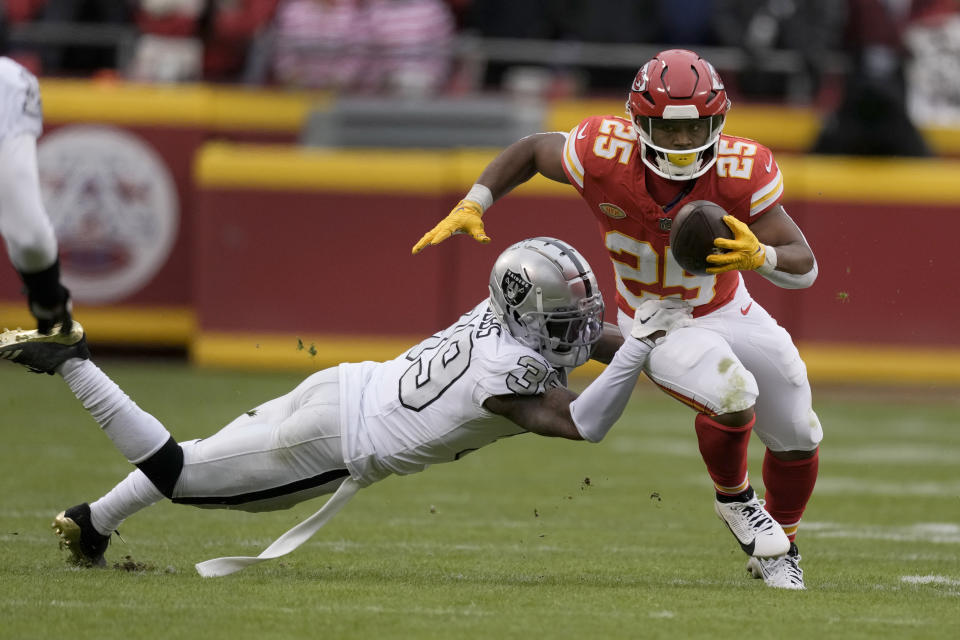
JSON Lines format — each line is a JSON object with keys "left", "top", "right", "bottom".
{"left": 626, "top": 49, "right": 731, "bottom": 180}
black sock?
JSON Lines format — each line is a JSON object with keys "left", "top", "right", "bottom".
{"left": 716, "top": 485, "right": 755, "bottom": 503}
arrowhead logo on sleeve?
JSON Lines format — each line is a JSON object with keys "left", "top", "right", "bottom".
{"left": 599, "top": 203, "right": 627, "bottom": 219}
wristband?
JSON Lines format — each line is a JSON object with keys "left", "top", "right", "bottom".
{"left": 464, "top": 184, "right": 494, "bottom": 213}
{"left": 756, "top": 244, "right": 777, "bottom": 276}
{"left": 759, "top": 258, "right": 818, "bottom": 289}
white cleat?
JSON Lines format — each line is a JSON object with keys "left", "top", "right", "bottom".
{"left": 746, "top": 542, "right": 805, "bottom": 590}
{"left": 714, "top": 493, "right": 790, "bottom": 558}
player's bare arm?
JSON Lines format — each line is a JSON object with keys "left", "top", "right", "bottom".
{"left": 589, "top": 322, "right": 625, "bottom": 365}
{"left": 475, "top": 132, "right": 569, "bottom": 198}
{"left": 746, "top": 205, "right": 815, "bottom": 275}
{"left": 412, "top": 133, "right": 568, "bottom": 254}
{"left": 707, "top": 204, "right": 818, "bottom": 288}
{"left": 483, "top": 387, "right": 583, "bottom": 440}
{"left": 484, "top": 300, "right": 692, "bottom": 443}
{"left": 484, "top": 326, "right": 668, "bottom": 441}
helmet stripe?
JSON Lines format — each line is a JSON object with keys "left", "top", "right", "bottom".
{"left": 536, "top": 237, "right": 593, "bottom": 298}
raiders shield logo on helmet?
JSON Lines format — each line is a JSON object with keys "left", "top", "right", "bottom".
{"left": 501, "top": 269, "right": 532, "bottom": 306}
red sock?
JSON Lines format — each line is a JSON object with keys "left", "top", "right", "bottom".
{"left": 762, "top": 449, "right": 819, "bottom": 541}
{"left": 694, "top": 413, "right": 754, "bottom": 495}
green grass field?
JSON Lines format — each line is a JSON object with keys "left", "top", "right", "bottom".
{"left": 1, "top": 360, "right": 958, "bottom": 639}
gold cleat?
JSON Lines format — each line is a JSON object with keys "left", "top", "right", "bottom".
{"left": 51, "top": 504, "right": 109, "bottom": 567}
{"left": 0, "top": 322, "right": 89, "bottom": 374}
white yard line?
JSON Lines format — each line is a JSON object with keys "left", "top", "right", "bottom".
{"left": 827, "top": 615, "right": 931, "bottom": 626}
{"left": 2, "top": 598, "right": 493, "bottom": 617}
{"left": 803, "top": 521, "right": 960, "bottom": 544}
{"left": 901, "top": 575, "right": 960, "bottom": 586}
{"left": 821, "top": 445, "right": 960, "bottom": 465}
{"left": 811, "top": 477, "right": 960, "bottom": 497}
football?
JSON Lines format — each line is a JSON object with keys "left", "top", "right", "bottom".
{"left": 668, "top": 200, "right": 733, "bottom": 276}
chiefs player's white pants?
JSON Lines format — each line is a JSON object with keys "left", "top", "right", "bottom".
{"left": 173, "top": 367, "right": 349, "bottom": 512}
{"left": 0, "top": 132, "right": 58, "bottom": 272}
{"left": 618, "top": 279, "right": 823, "bottom": 453}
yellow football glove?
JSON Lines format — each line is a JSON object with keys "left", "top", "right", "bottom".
{"left": 411, "top": 200, "right": 490, "bottom": 255}
{"left": 705, "top": 215, "right": 766, "bottom": 274}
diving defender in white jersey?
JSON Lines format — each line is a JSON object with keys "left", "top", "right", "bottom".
{"left": 0, "top": 57, "right": 72, "bottom": 333}
{"left": 0, "top": 237, "right": 692, "bottom": 574}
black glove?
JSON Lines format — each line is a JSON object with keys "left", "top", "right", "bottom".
{"left": 19, "top": 259, "right": 73, "bottom": 334}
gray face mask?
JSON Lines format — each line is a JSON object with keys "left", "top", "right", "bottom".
{"left": 488, "top": 237, "right": 605, "bottom": 369}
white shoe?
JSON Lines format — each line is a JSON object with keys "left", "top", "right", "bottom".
{"left": 746, "top": 542, "right": 805, "bottom": 590}
{"left": 714, "top": 492, "right": 790, "bottom": 558}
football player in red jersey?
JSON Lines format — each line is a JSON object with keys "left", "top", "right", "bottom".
{"left": 412, "top": 49, "right": 820, "bottom": 590}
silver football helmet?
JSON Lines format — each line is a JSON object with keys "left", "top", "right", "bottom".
{"left": 488, "top": 237, "right": 605, "bottom": 369}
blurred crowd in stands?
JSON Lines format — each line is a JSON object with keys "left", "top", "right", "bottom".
{"left": 1, "top": 0, "right": 959, "bottom": 154}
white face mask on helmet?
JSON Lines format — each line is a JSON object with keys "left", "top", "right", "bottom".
{"left": 632, "top": 110, "right": 726, "bottom": 180}
{"left": 625, "top": 49, "right": 731, "bottom": 181}
{"left": 488, "top": 237, "right": 605, "bottom": 369}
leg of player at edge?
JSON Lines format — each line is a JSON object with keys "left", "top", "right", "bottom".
{"left": 637, "top": 309, "right": 820, "bottom": 590}
{"left": 697, "top": 408, "right": 815, "bottom": 590}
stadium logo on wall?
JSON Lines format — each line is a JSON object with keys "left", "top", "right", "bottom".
{"left": 599, "top": 203, "right": 626, "bottom": 219}
{"left": 37, "top": 125, "right": 179, "bottom": 304}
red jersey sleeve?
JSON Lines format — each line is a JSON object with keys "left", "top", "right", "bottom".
{"left": 746, "top": 144, "right": 784, "bottom": 219}
{"left": 560, "top": 115, "right": 633, "bottom": 196}
{"left": 713, "top": 136, "right": 784, "bottom": 226}
{"left": 559, "top": 117, "right": 593, "bottom": 195}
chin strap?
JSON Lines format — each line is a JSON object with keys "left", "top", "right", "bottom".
{"left": 195, "top": 477, "right": 361, "bottom": 577}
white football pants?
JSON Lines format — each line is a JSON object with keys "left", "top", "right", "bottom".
{"left": 0, "top": 132, "right": 58, "bottom": 272}
{"left": 618, "top": 277, "right": 823, "bottom": 452}
{"left": 172, "top": 367, "right": 349, "bottom": 512}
